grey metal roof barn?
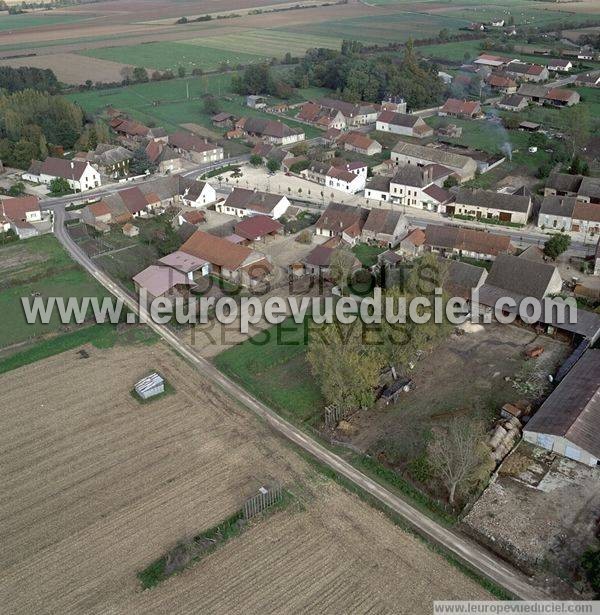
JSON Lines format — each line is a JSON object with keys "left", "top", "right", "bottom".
{"left": 135, "top": 373, "right": 165, "bottom": 400}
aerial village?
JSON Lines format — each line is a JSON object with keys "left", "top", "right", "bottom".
{"left": 2, "top": 1, "right": 600, "bottom": 607}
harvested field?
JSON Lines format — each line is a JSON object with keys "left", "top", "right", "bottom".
{"left": 0, "top": 52, "right": 131, "bottom": 84}
{"left": 0, "top": 342, "right": 491, "bottom": 613}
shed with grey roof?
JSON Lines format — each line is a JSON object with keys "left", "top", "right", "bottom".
{"left": 524, "top": 350, "right": 600, "bottom": 466}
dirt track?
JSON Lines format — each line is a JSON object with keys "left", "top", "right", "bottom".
{"left": 0, "top": 342, "right": 490, "bottom": 613}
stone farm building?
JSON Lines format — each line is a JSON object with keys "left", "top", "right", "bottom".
{"left": 391, "top": 141, "right": 478, "bottom": 181}
{"left": 424, "top": 224, "right": 514, "bottom": 261}
{"left": 375, "top": 111, "right": 433, "bottom": 138}
{"left": 451, "top": 188, "right": 532, "bottom": 224}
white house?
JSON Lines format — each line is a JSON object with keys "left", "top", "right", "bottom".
{"left": 181, "top": 180, "right": 216, "bottom": 208}
{"left": 547, "top": 59, "right": 573, "bottom": 73}
{"left": 0, "top": 195, "right": 42, "bottom": 238}
{"left": 375, "top": 111, "right": 433, "bottom": 139}
{"left": 24, "top": 157, "right": 101, "bottom": 192}
{"left": 217, "top": 188, "right": 290, "bottom": 219}
{"left": 325, "top": 167, "right": 366, "bottom": 194}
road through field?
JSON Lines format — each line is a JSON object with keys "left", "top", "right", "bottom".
{"left": 51, "top": 204, "right": 548, "bottom": 601}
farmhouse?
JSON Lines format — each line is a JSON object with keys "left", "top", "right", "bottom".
{"left": 315, "top": 202, "right": 368, "bottom": 244}
{"left": 168, "top": 131, "right": 224, "bottom": 164}
{"left": 180, "top": 179, "right": 216, "bottom": 208}
{"left": 83, "top": 144, "right": 133, "bottom": 177}
{"left": 391, "top": 141, "right": 478, "bottom": 181}
{"left": 81, "top": 200, "right": 112, "bottom": 232}
{"left": 504, "top": 62, "right": 549, "bottom": 83}
{"left": 297, "top": 101, "right": 346, "bottom": 130}
{"left": 544, "top": 174, "right": 600, "bottom": 214}
{"left": 375, "top": 111, "right": 433, "bottom": 138}
{"left": 23, "top": 158, "right": 101, "bottom": 192}
{"left": 338, "top": 131, "right": 382, "bottom": 156}
{"left": 240, "top": 117, "right": 305, "bottom": 145}
{"left": 424, "top": 224, "right": 514, "bottom": 261}
{"left": 451, "top": 188, "right": 532, "bottom": 224}
{"left": 538, "top": 194, "right": 600, "bottom": 235}
{"left": 497, "top": 94, "right": 528, "bottom": 112}
{"left": 524, "top": 350, "right": 600, "bottom": 466}
{"left": 0, "top": 195, "right": 42, "bottom": 239}
{"left": 132, "top": 265, "right": 195, "bottom": 304}
{"left": 361, "top": 208, "right": 408, "bottom": 248}
{"left": 180, "top": 229, "right": 272, "bottom": 287}
{"left": 439, "top": 99, "right": 482, "bottom": 119}
{"left": 316, "top": 97, "right": 379, "bottom": 127}
{"left": 547, "top": 59, "right": 573, "bottom": 73}
{"left": 217, "top": 188, "right": 290, "bottom": 219}
{"left": 486, "top": 74, "right": 517, "bottom": 94}
{"left": 234, "top": 215, "right": 283, "bottom": 243}
{"left": 517, "top": 85, "right": 580, "bottom": 107}
{"left": 118, "top": 186, "right": 162, "bottom": 218}
{"left": 575, "top": 72, "right": 600, "bottom": 88}
{"left": 397, "top": 228, "right": 426, "bottom": 257}
{"left": 110, "top": 118, "right": 166, "bottom": 144}
{"left": 145, "top": 140, "right": 185, "bottom": 174}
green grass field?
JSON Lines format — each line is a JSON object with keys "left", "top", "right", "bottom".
{"left": 276, "top": 12, "right": 469, "bottom": 44}
{"left": 185, "top": 29, "right": 342, "bottom": 57}
{"left": 66, "top": 72, "right": 324, "bottom": 137}
{"left": 0, "top": 11, "right": 89, "bottom": 32}
{"left": 0, "top": 236, "right": 108, "bottom": 350}
{"left": 214, "top": 318, "right": 323, "bottom": 425}
{"left": 79, "top": 41, "right": 265, "bottom": 72}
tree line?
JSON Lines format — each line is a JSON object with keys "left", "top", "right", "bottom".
{"left": 0, "top": 89, "right": 84, "bottom": 168}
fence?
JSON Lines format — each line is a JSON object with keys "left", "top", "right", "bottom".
{"left": 324, "top": 404, "right": 344, "bottom": 429}
{"left": 243, "top": 484, "right": 283, "bottom": 520}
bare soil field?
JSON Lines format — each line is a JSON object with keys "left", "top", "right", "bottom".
{"left": 0, "top": 52, "right": 131, "bottom": 84}
{"left": 0, "top": 341, "right": 490, "bottom": 613}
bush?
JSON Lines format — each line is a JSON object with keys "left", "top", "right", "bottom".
{"left": 296, "top": 229, "right": 312, "bottom": 244}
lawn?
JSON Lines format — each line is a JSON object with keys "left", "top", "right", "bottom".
{"left": 66, "top": 72, "right": 324, "bottom": 138}
{"left": 213, "top": 317, "right": 323, "bottom": 425}
{"left": 0, "top": 235, "right": 109, "bottom": 350}
{"left": 426, "top": 115, "right": 550, "bottom": 170}
{"left": 353, "top": 243, "right": 385, "bottom": 267}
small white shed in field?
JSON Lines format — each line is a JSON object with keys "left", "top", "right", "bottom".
{"left": 135, "top": 373, "right": 165, "bottom": 400}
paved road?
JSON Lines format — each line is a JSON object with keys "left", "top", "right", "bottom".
{"left": 52, "top": 206, "right": 548, "bottom": 601}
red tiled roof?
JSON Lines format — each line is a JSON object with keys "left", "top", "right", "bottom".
{"left": 88, "top": 201, "right": 111, "bottom": 218}
{"left": 180, "top": 229, "right": 253, "bottom": 271}
{"left": 0, "top": 195, "right": 40, "bottom": 222}
{"left": 441, "top": 98, "right": 481, "bottom": 116}
{"left": 546, "top": 88, "right": 577, "bottom": 102}
{"left": 169, "top": 131, "right": 219, "bottom": 153}
{"left": 234, "top": 214, "right": 283, "bottom": 240}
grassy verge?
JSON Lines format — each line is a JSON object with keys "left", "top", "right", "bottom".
{"left": 201, "top": 164, "right": 241, "bottom": 179}
{"left": 0, "top": 324, "right": 157, "bottom": 375}
{"left": 138, "top": 489, "right": 292, "bottom": 589}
